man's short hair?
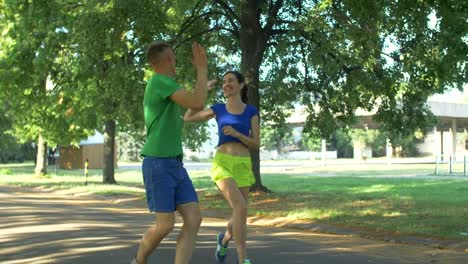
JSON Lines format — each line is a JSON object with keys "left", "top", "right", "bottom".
{"left": 146, "top": 41, "right": 172, "bottom": 65}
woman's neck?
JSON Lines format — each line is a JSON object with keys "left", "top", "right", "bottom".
{"left": 226, "top": 96, "right": 243, "bottom": 106}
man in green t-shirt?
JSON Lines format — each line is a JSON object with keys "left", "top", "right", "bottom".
{"left": 132, "top": 41, "right": 209, "bottom": 264}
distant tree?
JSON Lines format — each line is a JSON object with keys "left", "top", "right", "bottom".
{"left": 0, "top": 0, "right": 93, "bottom": 175}
{"left": 261, "top": 123, "right": 294, "bottom": 154}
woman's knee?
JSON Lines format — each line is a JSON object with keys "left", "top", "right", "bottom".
{"left": 232, "top": 198, "right": 247, "bottom": 214}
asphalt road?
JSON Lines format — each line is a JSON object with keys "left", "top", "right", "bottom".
{"left": 0, "top": 186, "right": 467, "bottom": 264}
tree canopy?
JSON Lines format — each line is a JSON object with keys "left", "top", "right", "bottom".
{"left": 1, "top": 0, "right": 466, "bottom": 187}
{"left": 175, "top": 0, "right": 467, "bottom": 190}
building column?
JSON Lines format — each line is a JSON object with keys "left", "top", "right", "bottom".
{"left": 386, "top": 138, "right": 392, "bottom": 165}
{"left": 432, "top": 127, "right": 438, "bottom": 158}
{"left": 440, "top": 130, "right": 444, "bottom": 161}
{"left": 465, "top": 128, "right": 468, "bottom": 151}
{"left": 452, "top": 119, "right": 457, "bottom": 161}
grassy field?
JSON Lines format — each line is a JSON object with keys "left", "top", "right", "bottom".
{"left": 261, "top": 162, "right": 467, "bottom": 177}
{"left": 255, "top": 175, "right": 468, "bottom": 239}
{"left": 1, "top": 162, "right": 467, "bottom": 240}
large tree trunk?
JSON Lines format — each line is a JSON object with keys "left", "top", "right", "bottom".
{"left": 103, "top": 119, "right": 117, "bottom": 184}
{"left": 240, "top": 1, "right": 270, "bottom": 192}
{"left": 34, "top": 134, "right": 47, "bottom": 176}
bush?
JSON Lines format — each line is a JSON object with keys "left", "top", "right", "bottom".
{"left": 0, "top": 140, "right": 34, "bottom": 163}
{"left": 301, "top": 129, "right": 322, "bottom": 151}
{"left": 333, "top": 130, "right": 353, "bottom": 158}
{"left": 116, "top": 131, "right": 145, "bottom": 162}
{"left": 0, "top": 168, "right": 12, "bottom": 175}
{"left": 332, "top": 128, "right": 421, "bottom": 158}
{"left": 189, "top": 155, "right": 200, "bottom": 162}
{"left": 393, "top": 134, "right": 420, "bottom": 157}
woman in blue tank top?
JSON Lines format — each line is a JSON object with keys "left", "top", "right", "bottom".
{"left": 184, "top": 71, "right": 259, "bottom": 264}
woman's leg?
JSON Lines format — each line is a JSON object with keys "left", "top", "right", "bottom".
{"left": 217, "top": 179, "right": 250, "bottom": 263}
{"left": 222, "top": 187, "right": 249, "bottom": 246}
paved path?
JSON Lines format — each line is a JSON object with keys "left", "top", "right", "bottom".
{"left": 0, "top": 186, "right": 467, "bottom": 264}
{"left": 118, "top": 161, "right": 311, "bottom": 172}
{"left": 118, "top": 161, "right": 468, "bottom": 180}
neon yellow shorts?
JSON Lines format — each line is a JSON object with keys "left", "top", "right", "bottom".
{"left": 211, "top": 152, "right": 256, "bottom": 187}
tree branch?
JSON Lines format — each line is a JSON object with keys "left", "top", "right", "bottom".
{"left": 213, "top": 0, "right": 241, "bottom": 22}
{"left": 381, "top": 51, "right": 401, "bottom": 63}
{"left": 172, "top": 26, "right": 231, "bottom": 50}
{"left": 270, "top": 29, "right": 291, "bottom": 36}
{"left": 213, "top": 0, "right": 240, "bottom": 35}
{"left": 331, "top": 2, "right": 353, "bottom": 27}
{"left": 65, "top": 2, "right": 84, "bottom": 11}
{"left": 172, "top": 0, "right": 209, "bottom": 43}
{"left": 265, "top": 0, "right": 284, "bottom": 37}
{"left": 299, "top": 31, "right": 315, "bottom": 94}
{"left": 174, "top": 0, "right": 240, "bottom": 43}
{"left": 331, "top": 2, "right": 373, "bottom": 35}
{"left": 299, "top": 23, "right": 364, "bottom": 74}
{"left": 277, "top": 18, "right": 296, "bottom": 24}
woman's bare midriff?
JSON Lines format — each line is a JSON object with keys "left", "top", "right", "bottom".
{"left": 217, "top": 142, "right": 250, "bottom": 156}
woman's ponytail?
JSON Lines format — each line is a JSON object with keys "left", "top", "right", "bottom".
{"left": 241, "top": 85, "right": 248, "bottom": 104}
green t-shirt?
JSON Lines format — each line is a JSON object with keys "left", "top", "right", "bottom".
{"left": 141, "top": 74, "right": 183, "bottom": 157}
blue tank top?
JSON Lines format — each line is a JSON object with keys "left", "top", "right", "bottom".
{"left": 210, "top": 103, "right": 258, "bottom": 147}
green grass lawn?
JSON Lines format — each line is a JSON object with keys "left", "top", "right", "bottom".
{"left": 1, "top": 162, "right": 467, "bottom": 240}
{"left": 270, "top": 162, "right": 467, "bottom": 177}
{"left": 255, "top": 175, "right": 468, "bottom": 240}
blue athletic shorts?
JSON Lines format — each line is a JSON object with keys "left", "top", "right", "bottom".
{"left": 142, "top": 156, "right": 198, "bottom": 212}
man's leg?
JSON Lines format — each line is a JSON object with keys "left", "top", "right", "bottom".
{"left": 135, "top": 212, "right": 175, "bottom": 264}
{"left": 174, "top": 202, "right": 202, "bottom": 264}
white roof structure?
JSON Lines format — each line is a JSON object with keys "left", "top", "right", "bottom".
{"left": 285, "top": 98, "right": 468, "bottom": 131}
{"left": 427, "top": 101, "right": 468, "bottom": 118}
{"left": 79, "top": 131, "right": 105, "bottom": 145}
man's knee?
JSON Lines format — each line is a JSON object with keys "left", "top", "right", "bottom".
{"left": 177, "top": 201, "right": 202, "bottom": 232}
{"left": 185, "top": 213, "right": 202, "bottom": 231}
{"left": 154, "top": 219, "right": 175, "bottom": 236}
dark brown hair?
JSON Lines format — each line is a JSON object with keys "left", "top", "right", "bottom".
{"left": 223, "top": 71, "right": 248, "bottom": 103}
{"left": 146, "top": 41, "right": 172, "bottom": 65}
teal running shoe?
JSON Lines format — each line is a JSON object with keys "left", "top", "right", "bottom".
{"left": 215, "top": 232, "right": 229, "bottom": 263}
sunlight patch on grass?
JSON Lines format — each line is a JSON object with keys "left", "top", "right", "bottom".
{"left": 383, "top": 212, "right": 406, "bottom": 217}
{"left": 353, "top": 184, "right": 393, "bottom": 193}
{"left": 358, "top": 209, "right": 378, "bottom": 217}
{"left": 31, "top": 174, "right": 53, "bottom": 179}
{"left": 286, "top": 209, "right": 343, "bottom": 220}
